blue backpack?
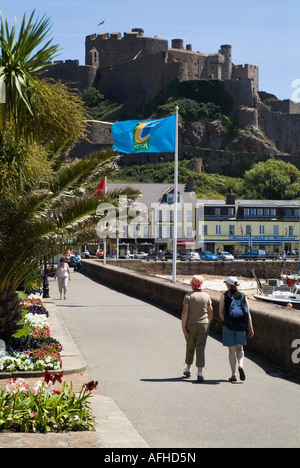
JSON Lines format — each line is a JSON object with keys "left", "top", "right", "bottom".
{"left": 224, "top": 292, "right": 249, "bottom": 332}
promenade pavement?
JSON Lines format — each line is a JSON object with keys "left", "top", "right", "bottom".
{"left": 0, "top": 287, "right": 149, "bottom": 448}
{"left": 0, "top": 269, "right": 299, "bottom": 448}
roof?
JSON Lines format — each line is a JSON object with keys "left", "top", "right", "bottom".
{"left": 199, "top": 199, "right": 300, "bottom": 207}
{"left": 107, "top": 182, "right": 197, "bottom": 207}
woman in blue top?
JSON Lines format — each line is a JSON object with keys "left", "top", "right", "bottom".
{"left": 219, "top": 276, "right": 254, "bottom": 382}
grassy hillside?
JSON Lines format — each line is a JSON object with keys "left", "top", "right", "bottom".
{"left": 109, "top": 160, "right": 244, "bottom": 199}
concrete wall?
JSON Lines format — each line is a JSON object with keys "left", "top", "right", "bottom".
{"left": 81, "top": 259, "right": 300, "bottom": 376}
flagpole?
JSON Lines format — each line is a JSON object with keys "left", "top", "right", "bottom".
{"left": 172, "top": 107, "right": 179, "bottom": 283}
{"left": 103, "top": 176, "right": 107, "bottom": 265}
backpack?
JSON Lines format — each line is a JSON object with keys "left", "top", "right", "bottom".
{"left": 224, "top": 292, "right": 249, "bottom": 332}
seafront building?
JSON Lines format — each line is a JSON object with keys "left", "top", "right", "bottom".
{"left": 99, "top": 183, "right": 299, "bottom": 257}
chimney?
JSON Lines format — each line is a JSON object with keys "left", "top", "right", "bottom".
{"left": 226, "top": 188, "right": 236, "bottom": 205}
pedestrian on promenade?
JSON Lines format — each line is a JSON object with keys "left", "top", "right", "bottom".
{"left": 181, "top": 275, "right": 213, "bottom": 382}
{"left": 219, "top": 276, "right": 254, "bottom": 382}
{"left": 73, "top": 252, "right": 81, "bottom": 271}
{"left": 54, "top": 257, "right": 71, "bottom": 300}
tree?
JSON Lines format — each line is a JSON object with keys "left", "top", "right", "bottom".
{"left": 0, "top": 150, "right": 140, "bottom": 341}
{"left": 0, "top": 10, "right": 59, "bottom": 134}
{"left": 243, "top": 159, "right": 300, "bottom": 200}
{"left": 0, "top": 10, "right": 141, "bottom": 342}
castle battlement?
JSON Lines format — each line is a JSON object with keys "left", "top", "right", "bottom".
{"left": 233, "top": 64, "right": 259, "bottom": 70}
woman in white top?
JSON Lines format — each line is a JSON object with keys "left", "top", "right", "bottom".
{"left": 54, "top": 257, "right": 71, "bottom": 299}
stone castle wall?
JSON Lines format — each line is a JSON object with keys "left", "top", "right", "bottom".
{"left": 258, "top": 103, "right": 300, "bottom": 156}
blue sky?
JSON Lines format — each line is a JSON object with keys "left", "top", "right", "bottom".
{"left": 1, "top": 0, "right": 299, "bottom": 100}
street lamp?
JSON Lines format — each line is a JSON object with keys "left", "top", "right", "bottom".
{"left": 43, "top": 258, "right": 50, "bottom": 298}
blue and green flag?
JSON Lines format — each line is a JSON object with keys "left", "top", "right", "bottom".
{"left": 112, "top": 114, "right": 176, "bottom": 154}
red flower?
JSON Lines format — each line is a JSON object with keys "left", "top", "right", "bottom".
{"left": 43, "top": 370, "right": 53, "bottom": 383}
{"left": 85, "top": 380, "right": 98, "bottom": 392}
{"left": 53, "top": 372, "right": 63, "bottom": 384}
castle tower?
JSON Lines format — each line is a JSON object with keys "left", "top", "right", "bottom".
{"left": 171, "top": 39, "right": 184, "bottom": 50}
{"left": 220, "top": 44, "right": 232, "bottom": 80}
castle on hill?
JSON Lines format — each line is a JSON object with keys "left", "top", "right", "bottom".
{"left": 43, "top": 28, "right": 258, "bottom": 109}
{"left": 42, "top": 28, "right": 300, "bottom": 159}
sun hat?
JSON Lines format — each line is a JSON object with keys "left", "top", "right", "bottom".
{"left": 224, "top": 276, "right": 239, "bottom": 286}
{"left": 191, "top": 275, "right": 204, "bottom": 290}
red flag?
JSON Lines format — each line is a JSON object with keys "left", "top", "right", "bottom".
{"left": 92, "top": 177, "right": 105, "bottom": 196}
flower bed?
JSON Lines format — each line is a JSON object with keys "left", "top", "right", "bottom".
{"left": 1, "top": 293, "right": 61, "bottom": 372}
{"left": 0, "top": 371, "right": 98, "bottom": 432}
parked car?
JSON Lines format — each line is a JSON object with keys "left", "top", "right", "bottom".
{"left": 187, "top": 252, "right": 200, "bottom": 261}
{"left": 177, "top": 251, "right": 189, "bottom": 261}
{"left": 146, "top": 251, "right": 165, "bottom": 261}
{"left": 134, "top": 252, "right": 148, "bottom": 259}
{"left": 246, "top": 249, "right": 266, "bottom": 260}
{"left": 217, "top": 251, "right": 234, "bottom": 261}
{"left": 164, "top": 250, "right": 174, "bottom": 260}
{"left": 200, "top": 251, "right": 218, "bottom": 261}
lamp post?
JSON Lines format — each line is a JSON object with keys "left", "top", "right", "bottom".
{"left": 43, "top": 258, "right": 50, "bottom": 298}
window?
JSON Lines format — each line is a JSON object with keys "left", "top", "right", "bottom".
{"left": 289, "top": 226, "right": 294, "bottom": 236}
{"left": 177, "top": 226, "right": 182, "bottom": 238}
{"left": 177, "top": 210, "right": 182, "bottom": 222}
{"left": 203, "top": 225, "right": 208, "bottom": 235}
{"left": 259, "top": 225, "right": 265, "bottom": 235}
{"left": 246, "top": 225, "right": 252, "bottom": 235}
{"left": 250, "top": 208, "right": 256, "bottom": 216}
{"left": 228, "top": 207, "right": 235, "bottom": 216}
{"left": 286, "top": 208, "right": 292, "bottom": 216}
{"left": 264, "top": 208, "right": 269, "bottom": 216}
{"left": 157, "top": 226, "right": 162, "bottom": 238}
{"left": 229, "top": 225, "right": 235, "bottom": 236}
{"left": 186, "top": 226, "right": 193, "bottom": 238}
{"left": 216, "top": 224, "right": 221, "bottom": 235}
{"left": 167, "top": 226, "right": 173, "bottom": 238}
{"left": 271, "top": 208, "right": 276, "bottom": 216}
{"left": 244, "top": 208, "right": 250, "bottom": 216}
{"left": 257, "top": 208, "right": 263, "bottom": 216}
{"left": 187, "top": 210, "right": 193, "bottom": 222}
{"left": 167, "top": 210, "right": 173, "bottom": 222}
{"left": 215, "top": 207, "right": 220, "bottom": 215}
{"left": 273, "top": 225, "right": 279, "bottom": 236}
{"left": 158, "top": 210, "right": 162, "bottom": 222}
{"left": 166, "top": 191, "right": 180, "bottom": 204}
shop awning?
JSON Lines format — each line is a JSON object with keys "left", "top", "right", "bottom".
{"left": 177, "top": 241, "right": 195, "bottom": 246}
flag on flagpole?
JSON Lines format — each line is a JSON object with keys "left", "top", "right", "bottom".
{"left": 92, "top": 177, "right": 106, "bottom": 196}
{"left": 240, "top": 226, "right": 244, "bottom": 238}
{"left": 112, "top": 115, "right": 176, "bottom": 154}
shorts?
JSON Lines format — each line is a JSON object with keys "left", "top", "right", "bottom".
{"left": 57, "top": 276, "right": 69, "bottom": 292}
{"left": 222, "top": 325, "right": 247, "bottom": 347}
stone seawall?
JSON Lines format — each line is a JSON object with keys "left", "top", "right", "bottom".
{"left": 81, "top": 259, "right": 300, "bottom": 376}
{"left": 92, "top": 258, "right": 298, "bottom": 279}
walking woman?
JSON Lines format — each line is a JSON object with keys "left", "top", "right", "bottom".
{"left": 219, "top": 276, "right": 254, "bottom": 382}
{"left": 54, "top": 257, "right": 71, "bottom": 299}
{"left": 181, "top": 275, "right": 213, "bottom": 382}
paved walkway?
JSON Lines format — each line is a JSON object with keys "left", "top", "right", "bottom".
{"left": 0, "top": 270, "right": 299, "bottom": 448}
{"left": 53, "top": 272, "right": 300, "bottom": 448}
{"left": 0, "top": 281, "right": 149, "bottom": 448}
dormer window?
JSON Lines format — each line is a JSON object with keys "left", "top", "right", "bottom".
{"left": 166, "top": 189, "right": 180, "bottom": 204}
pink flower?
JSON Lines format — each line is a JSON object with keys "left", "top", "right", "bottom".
{"left": 30, "top": 413, "right": 36, "bottom": 418}
{"left": 6, "top": 378, "right": 28, "bottom": 394}
{"left": 31, "top": 380, "right": 43, "bottom": 395}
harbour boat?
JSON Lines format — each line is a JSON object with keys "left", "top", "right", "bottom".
{"left": 281, "top": 273, "right": 300, "bottom": 287}
{"left": 254, "top": 284, "right": 300, "bottom": 309}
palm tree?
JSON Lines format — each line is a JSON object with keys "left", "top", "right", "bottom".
{"left": 0, "top": 10, "right": 141, "bottom": 342}
{"left": 0, "top": 10, "right": 59, "bottom": 133}
{"left": 0, "top": 150, "right": 140, "bottom": 341}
